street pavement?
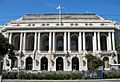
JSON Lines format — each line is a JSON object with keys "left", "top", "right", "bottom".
{"left": 2, "top": 79, "right": 120, "bottom": 82}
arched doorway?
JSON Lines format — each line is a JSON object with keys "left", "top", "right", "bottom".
{"left": 41, "top": 57, "right": 48, "bottom": 71}
{"left": 103, "top": 57, "right": 109, "bottom": 68}
{"left": 26, "top": 57, "right": 33, "bottom": 70}
{"left": 56, "top": 57, "right": 63, "bottom": 71}
{"left": 72, "top": 57, "right": 79, "bottom": 71}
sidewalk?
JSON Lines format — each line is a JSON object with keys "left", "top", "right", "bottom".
{"left": 2, "top": 79, "right": 120, "bottom": 82}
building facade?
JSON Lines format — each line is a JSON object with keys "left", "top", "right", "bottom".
{"left": 1, "top": 14, "right": 118, "bottom": 71}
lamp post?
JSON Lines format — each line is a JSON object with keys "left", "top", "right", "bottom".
{"left": 19, "top": 51, "right": 23, "bottom": 70}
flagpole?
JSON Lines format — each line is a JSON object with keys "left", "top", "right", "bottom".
{"left": 57, "top": 4, "right": 62, "bottom": 25}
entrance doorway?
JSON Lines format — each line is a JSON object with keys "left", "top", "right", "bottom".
{"left": 26, "top": 57, "right": 33, "bottom": 70}
{"left": 72, "top": 57, "right": 79, "bottom": 71}
{"left": 56, "top": 57, "right": 63, "bottom": 71}
{"left": 41, "top": 57, "right": 48, "bottom": 71}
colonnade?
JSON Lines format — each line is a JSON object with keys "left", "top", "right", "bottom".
{"left": 8, "top": 31, "right": 115, "bottom": 53}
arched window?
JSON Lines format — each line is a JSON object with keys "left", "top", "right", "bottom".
{"left": 85, "top": 34, "right": 93, "bottom": 51}
{"left": 13, "top": 34, "right": 20, "bottom": 50}
{"left": 72, "top": 57, "right": 79, "bottom": 71}
{"left": 41, "top": 57, "right": 48, "bottom": 71}
{"left": 26, "top": 57, "right": 33, "bottom": 70}
{"left": 71, "top": 34, "right": 78, "bottom": 51}
{"left": 100, "top": 35, "right": 107, "bottom": 50}
{"left": 56, "top": 57, "right": 63, "bottom": 71}
{"left": 56, "top": 34, "right": 63, "bottom": 51}
{"left": 41, "top": 33, "right": 49, "bottom": 51}
{"left": 26, "top": 34, "right": 34, "bottom": 51}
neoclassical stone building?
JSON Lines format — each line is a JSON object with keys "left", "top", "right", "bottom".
{"left": 1, "top": 14, "right": 118, "bottom": 71}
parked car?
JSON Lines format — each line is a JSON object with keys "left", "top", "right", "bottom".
{"left": 11, "top": 68, "right": 20, "bottom": 72}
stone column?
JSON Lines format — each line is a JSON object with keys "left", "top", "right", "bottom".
{"left": 38, "top": 32, "right": 41, "bottom": 52}
{"left": 64, "top": 32, "right": 67, "bottom": 52}
{"left": 83, "top": 32, "right": 85, "bottom": 50}
{"left": 23, "top": 32, "right": 26, "bottom": 51}
{"left": 93, "top": 32, "right": 97, "bottom": 51}
{"left": 97, "top": 32, "right": 101, "bottom": 51}
{"left": 49, "top": 32, "right": 52, "bottom": 53}
{"left": 107, "top": 32, "right": 112, "bottom": 50}
{"left": 53, "top": 32, "right": 55, "bottom": 53}
{"left": 34, "top": 32, "right": 37, "bottom": 51}
{"left": 19, "top": 33, "right": 23, "bottom": 51}
{"left": 78, "top": 32, "right": 82, "bottom": 52}
{"left": 9, "top": 33, "right": 12, "bottom": 44}
{"left": 112, "top": 32, "right": 115, "bottom": 51}
{"left": 68, "top": 32, "right": 70, "bottom": 52}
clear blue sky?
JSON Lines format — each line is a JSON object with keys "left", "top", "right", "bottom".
{"left": 0, "top": 0, "right": 120, "bottom": 25}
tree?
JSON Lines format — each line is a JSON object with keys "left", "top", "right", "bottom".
{"left": 116, "top": 37, "right": 120, "bottom": 54}
{"left": 85, "top": 54, "right": 103, "bottom": 71}
{"left": 0, "top": 33, "right": 14, "bottom": 82}
{"left": 116, "top": 37, "right": 120, "bottom": 66}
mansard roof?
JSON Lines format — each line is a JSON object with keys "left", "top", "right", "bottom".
{"left": 5, "top": 13, "right": 115, "bottom": 23}
{"left": 22, "top": 13, "right": 100, "bottom": 20}
{"left": 3, "top": 13, "right": 118, "bottom": 30}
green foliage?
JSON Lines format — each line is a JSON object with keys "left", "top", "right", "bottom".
{"left": 3, "top": 71, "right": 83, "bottom": 80}
{"left": 0, "top": 33, "right": 15, "bottom": 58}
{"left": 2, "top": 72, "right": 18, "bottom": 79}
{"left": 0, "top": 33, "right": 10, "bottom": 57}
{"left": 104, "top": 71, "right": 120, "bottom": 79}
{"left": 85, "top": 54, "right": 103, "bottom": 71}
{"left": 116, "top": 37, "right": 120, "bottom": 54}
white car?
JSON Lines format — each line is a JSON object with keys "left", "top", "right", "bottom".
{"left": 11, "top": 68, "right": 19, "bottom": 72}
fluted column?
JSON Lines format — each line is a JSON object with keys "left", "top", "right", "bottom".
{"left": 78, "top": 32, "right": 82, "bottom": 52}
{"left": 38, "top": 32, "right": 41, "bottom": 52}
{"left": 34, "top": 32, "right": 37, "bottom": 50}
{"left": 93, "top": 32, "right": 97, "bottom": 51}
{"left": 19, "top": 33, "right": 23, "bottom": 51}
{"left": 83, "top": 32, "right": 85, "bottom": 50}
{"left": 112, "top": 32, "right": 115, "bottom": 51}
{"left": 97, "top": 32, "right": 100, "bottom": 51}
{"left": 9, "top": 33, "right": 12, "bottom": 44}
{"left": 64, "top": 32, "right": 67, "bottom": 52}
{"left": 53, "top": 32, "right": 55, "bottom": 53}
{"left": 49, "top": 32, "right": 52, "bottom": 53}
{"left": 68, "top": 32, "right": 70, "bottom": 52}
{"left": 23, "top": 32, "right": 26, "bottom": 51}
